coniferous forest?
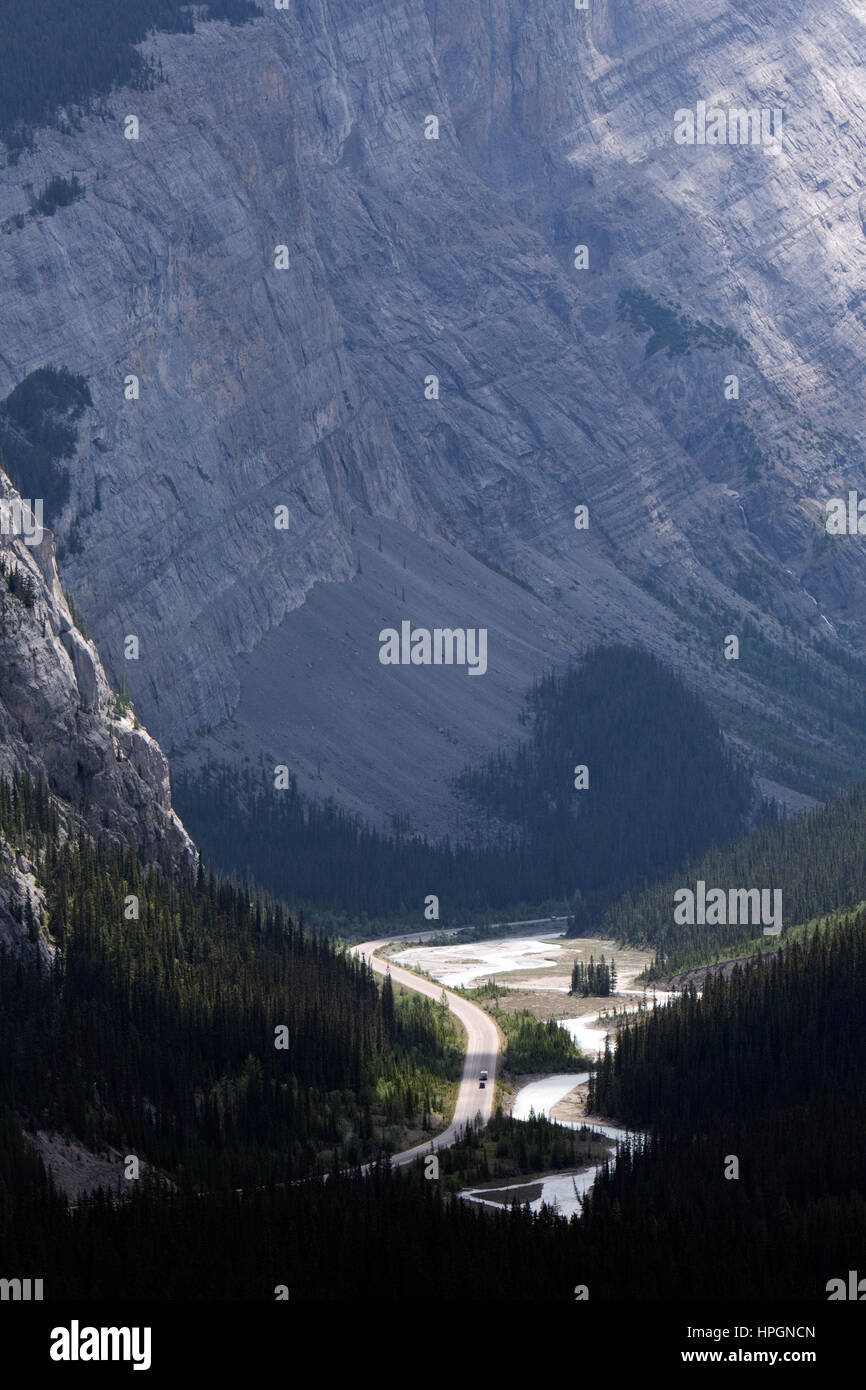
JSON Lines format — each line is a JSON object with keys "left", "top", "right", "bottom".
{"left": 4, "top": 640, "right": 866, "bottom": 1308}
{"left": 3, "top": 0, "right": 866, "bottom": 1358}
{"left": 0, "top": 776, "right": 461, "bottom": 1190}
{"left": 570, "top": 954, "right": 617, "bottom": 997}
{"left": 598, "top": 777, "right": 866, "bottom": 975}
{"left": 3, "top": 871, "right": 865, "bottom": 1299}
{"left": 0, "top": 1, "right": 260, "bottom": 151}
{"left": 174, "top": 646, "right": 762, "bottom": 930}
{"left": 579, "top": 911, "right": 866, "bottom": 1299}
{"left": 5, "top": 631, "right": 866, "bottom": 1304}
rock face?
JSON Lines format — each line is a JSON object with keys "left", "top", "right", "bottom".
{"left": 0, "top": 469, "right": 196, "bottom": 887}
{"left": 2, "top": 3, "right": 866, "bottom": 828}
{"left": 0, "top": 836, "right": 52, "bottom": 966}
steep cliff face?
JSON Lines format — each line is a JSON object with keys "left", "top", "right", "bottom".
{"left": 1, "top": 2, "right": 865, "bottom": 829}
{"left": 427, "top": 0, "right": 866, "bottom": 611}
{"left": 0, "top": 469, "right": 195, "bottom": 901}
{"left": 0, "top": 836, "right": 51, "bottom": 965}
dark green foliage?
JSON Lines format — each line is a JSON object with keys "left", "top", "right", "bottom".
{"left": 500, "top": 1012, "right": 588, "bottom": 1073}
{"left": 430, "top": 1110, "right": 609, "bottom": 1187}
{"left": 0, "top": 776, "right": 588, "bottom": 1302}
{"left": 570, "top": 953, "right": 616, "bottom": 996}
{"left": 0, "top": 1144, "right": 587, "bottom": 1300}
{"left": 2, "top": 1113, "right": 864, "bottom": 1299}
{"left": 0, "top": 771, "right": 59, "bottom": 845}
{"left": 3, "top": 770, "right": 865, "bottom": 1297}
{"left": 175, "top": 646, "right": 758, "bottom": 927}
{"left": 0, "top": 366, "right": 91, "bottom": 522}
{"left": 0, "top": 779, "right": 459, "bottom": 1189}
{"left": 590, "top": 917, "right": 866, "bottom": 1126}
{"left": 459, "top": 645, "right": 758, "bottom": 928}
{"left": 577, "top": 912, "right": 866, "bottom": 1298}
{"left": 29, "top": 174, "right": 84, "bottom": 217}
{"left": 0, "top": 1, "right": 261, "bottom": 150}
{"left": 617, "top": 288, "right": 748, "bottom": 357}
{"left": 173, "top": 760, "right": 530, "bottom": 923}
{"left": 62, "top": 588, "right": 91, "bottom": 640}
{"left": 0, "top": 554, "right": 37, "bottom": 608}
{"left": 602, "top": 779, "right": 866, "bottom": 975}
{"left": 7, "top": 902, "right": 866, "bottom": 1301}
{"left": 580, "top": 1109, "right": 866, "bottom": 1299}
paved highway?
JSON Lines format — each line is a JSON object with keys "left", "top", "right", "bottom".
{"left": 352, "top": 937, "right": 503, "bottom": 1167}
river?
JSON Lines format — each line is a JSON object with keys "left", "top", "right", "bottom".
{"left": 461, "top": 984, "right": 673, "bottom": 1216}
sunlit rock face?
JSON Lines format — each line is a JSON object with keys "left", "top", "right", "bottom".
{"left": 1, "top": 2, "right": 865, "bottom": 829}
{"left": 0, "top": 469, "right": 195, "bottom": 879}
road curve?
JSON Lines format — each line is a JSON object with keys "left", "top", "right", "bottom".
{"left": 351, "top": 938, "right": 502, "bottom": 1168}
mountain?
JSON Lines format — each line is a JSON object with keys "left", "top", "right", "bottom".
{"left": 171, "top": 645, "right": 764, "bottom": 928}
{"left": 581, "top": 906, "right": 866, "bottom": 1299}
{"left": 4, "top": 1, "right": 866, "bottom": 837}
{"left": 0, "top": 465, "right": 194, "bottom": 962}
{"left": 598, "top": 775, "right": 866, "bottom": 975}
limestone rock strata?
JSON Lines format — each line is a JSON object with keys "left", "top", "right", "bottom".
{"left": 0, "top": 470, "right": 196, "bottom": 900}
{"left": 0, "top": 4, "right": 864, "bottom": 823}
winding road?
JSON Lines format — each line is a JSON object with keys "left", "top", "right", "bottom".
{"left": 352, "top": 937, "right": 502, "bottom": 1167}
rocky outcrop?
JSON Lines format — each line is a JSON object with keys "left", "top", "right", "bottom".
{"left": 659, "top": 952, "right": 772, "bottom": 994}
{"left": 0, "top": 468, "right": 196, "bottom": 882}
{"left": 2, "top": 3, "right": 866, "bottom": 828}
{"left": 0, "top": 835, "right": 52, "bottom": 965}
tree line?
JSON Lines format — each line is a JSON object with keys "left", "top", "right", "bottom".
{"left": 3, "top": 766, "right": 865, "bottom": 1297}
{"left": 570, "top": 954, "right": 616, "bottom": 996}
{"left": 174, "top": 646, "right": 761, "bottom": 930}
{"left": 0, "top": 775, "right": 461, "bottom": 1191}
{"left": 599, "top": 778, "right": 866, "bottom": 976}
{"left": 577, "top": 908, "right": 866, "bottom": 1297}
{"left": 0, "top": 0, "right": 260, "bottom": 151}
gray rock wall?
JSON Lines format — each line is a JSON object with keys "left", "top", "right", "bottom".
{"left": 1, "top": 3, "right": 865, "bottom": 825}
{"left": 0, "top": 470, "right": 196, "bottom": 880}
